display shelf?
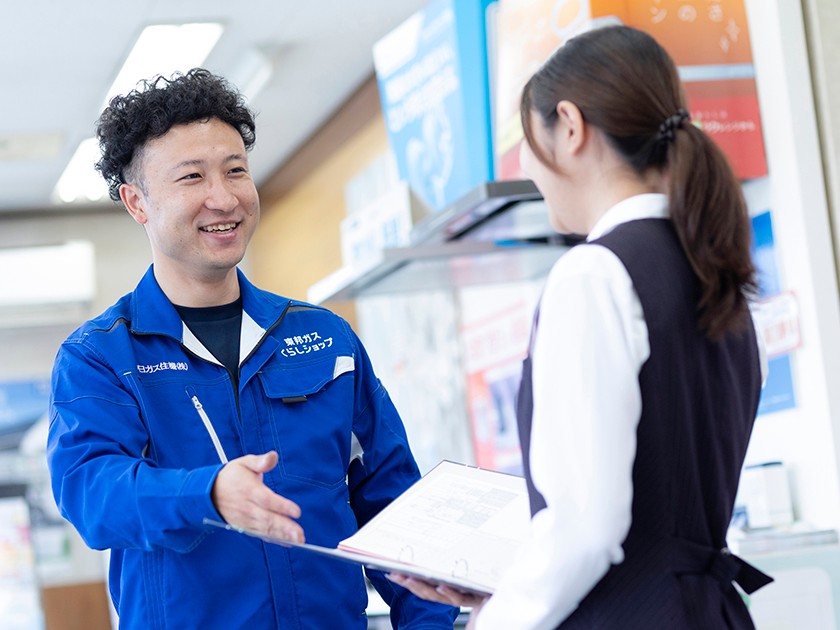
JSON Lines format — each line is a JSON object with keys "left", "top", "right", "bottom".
{"left": 409, "top": 179, "right": 543, "bottom": 244}
{"left": 308, "top": 240, "right": 567, "bottom": 304}
{"left": 308, "top": 181, "right": 574, "bottom": 304}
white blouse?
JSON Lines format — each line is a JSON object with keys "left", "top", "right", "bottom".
{"left": 475, "top": 193, "right": 695, "bottom": 629}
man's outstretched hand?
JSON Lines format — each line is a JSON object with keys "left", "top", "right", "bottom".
{"left": 211, "top": 451, "right": 304, "bottom": 543}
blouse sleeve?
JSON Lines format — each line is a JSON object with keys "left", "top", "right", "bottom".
{"left": 474, "top": 244, "right": 650, "bottom": 630}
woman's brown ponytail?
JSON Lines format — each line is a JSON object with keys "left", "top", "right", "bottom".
{"left": 521, "top": 25, "right": 757, "bottom": 339}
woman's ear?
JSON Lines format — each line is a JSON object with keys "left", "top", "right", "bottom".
{"left": 555, "top": 100, "right": 586, "bottom": 155}
{"left": 120, "top": 183, "right": 148, "bottom": 225}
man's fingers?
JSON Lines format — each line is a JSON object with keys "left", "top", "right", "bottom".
{"left": 244, "top": 482, "right": 302, "bottom": 519}
{"left": 238, "top": 470, "right": 304, "bottom": 538}
{"left": 231, "top": 486, "right": 305, "bottom": 543}
{"left": 260, "top": 487, "right": 302, "bottom": 519}
{"left": 212, "top": 451, "right": 304, "bottom": 543}
{"left": 264, "top": 516, "right": 305, "bottom": 544}
{"left": 241, "top": 450, "right": 279, "bottom": 473}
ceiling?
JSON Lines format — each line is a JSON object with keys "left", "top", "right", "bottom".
{"left": 0, "top": 0, "right": 428, "bottom": 215}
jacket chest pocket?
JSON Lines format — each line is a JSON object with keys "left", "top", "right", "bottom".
{"left": 127, "top": 370, "right": 236, "bottom": 468}
{"left": 258, "top": 355, "right": 355, "bottom": 488}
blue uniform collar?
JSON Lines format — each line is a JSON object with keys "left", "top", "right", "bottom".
{"left": 130, "top": 265, "right": 292, "bottom": 347}
{"left": 130, "top": 266, "right": 184, "bottom": 339}
{"left": 235, "top": 267, "right": 292, "bottom": 332}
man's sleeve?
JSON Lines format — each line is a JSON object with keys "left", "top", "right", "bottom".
{"left": 344, "top": 327, "right": 460, "bottom": 628}
{"left": 48, "top": 340, "right": 224, "bottom": 553}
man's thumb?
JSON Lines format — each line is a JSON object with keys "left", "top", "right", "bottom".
{"left": 250, "top": 450, "right": 278, "bottom": 472}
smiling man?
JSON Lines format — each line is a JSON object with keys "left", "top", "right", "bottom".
{"left": 46, "top": 69, "right": 458, "bottom": 630}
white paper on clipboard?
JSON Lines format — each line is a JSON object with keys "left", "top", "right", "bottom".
{"left": 204, "top": 460, "right": 531, "bottom": 595}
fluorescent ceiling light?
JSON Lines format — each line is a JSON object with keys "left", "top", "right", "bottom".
{"left": 55, "top": 22, "right": 223, "bottom": 204}
{"left": 231, "top": 48, "right": 274, "bottom": 104}
{"left": 103, "top": 22, "right": 224, "bottom": 107}
{"left": 54, "top": 137, "right": 107, "bottom": 204}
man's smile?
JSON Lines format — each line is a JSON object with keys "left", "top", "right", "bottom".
{"left": 200, "top": 221, "right": 239, "bottom": 233}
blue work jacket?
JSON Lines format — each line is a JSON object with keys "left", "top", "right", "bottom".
{"left": 48, "top": 266, "right": 458, "bottom": 629}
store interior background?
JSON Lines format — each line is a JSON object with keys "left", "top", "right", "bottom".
{"left": 2, "top": 0, "right": 840, "bottom": 628}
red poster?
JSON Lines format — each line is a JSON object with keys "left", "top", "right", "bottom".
{"left": 684, "top": 79, "right": 768, "bottom": 180}
{"left": 460, "top": 290, "right": 537, "bottom": 473}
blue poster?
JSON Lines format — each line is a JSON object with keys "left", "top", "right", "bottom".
{"left": 751, "top": 210, "right": 796, "bottom": 415}
{"left": 0, "top": 378, "right": 50, "bottom": 448}
{"left": 373, "top": 0, "right": 496, "bottom": 212}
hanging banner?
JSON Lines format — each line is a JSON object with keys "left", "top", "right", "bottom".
{"left": 373, "top": 0, "right": 497, "bottom": 212}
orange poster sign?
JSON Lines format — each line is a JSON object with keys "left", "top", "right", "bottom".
{"left": 622, "top": 0, "right": 752, "bottom": 66}
{"left": 494, "top": 0, "right": 625, "bottom": 179}
{"left": 494, "top": 0, "right": 766, "bottom": 181}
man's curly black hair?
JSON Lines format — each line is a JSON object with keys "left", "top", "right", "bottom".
{"left": 95, "top": 68, "right": 256, "bottom": 202}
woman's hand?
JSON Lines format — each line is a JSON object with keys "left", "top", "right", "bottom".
{"left": 387, "top": 573, "right": 489, "bottom": 627}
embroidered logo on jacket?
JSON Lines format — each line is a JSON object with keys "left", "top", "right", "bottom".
{"left": 282, "top": 332, "right": 333, "bottom": 357}
{"left": 137, "top": 361, "right": 189, "bottom": 374}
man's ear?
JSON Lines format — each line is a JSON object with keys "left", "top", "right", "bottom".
{"left": 120, "top": 183, "right": 148, "bottom": 225}
{"left": 555, "top": 100, "right": 586, "bottom": 156}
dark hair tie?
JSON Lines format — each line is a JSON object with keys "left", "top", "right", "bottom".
{"left": 656, "top": 108, "right": 691, "bottom": 144}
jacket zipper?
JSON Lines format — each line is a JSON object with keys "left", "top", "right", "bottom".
{"left": 232, "top": 300, "right": 294, "bottom": 424}
{"left": 181, "top": 301, "right": 295, "bottom": 464}
{"left": 191, "top": 394, "right": 229, "bottom": 464}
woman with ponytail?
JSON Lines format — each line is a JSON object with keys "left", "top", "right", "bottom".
{"left": 390, "top": 25, "right": 772, "bottom": 629}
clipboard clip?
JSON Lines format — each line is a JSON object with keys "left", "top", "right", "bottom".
{"left": 398, "top": 545, "right": 415, "bottom": 563}
{"left": 451, "top": 558, "right": 468, "bottom": 579}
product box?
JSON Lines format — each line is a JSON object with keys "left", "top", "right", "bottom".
{"left": 494, "top": 0, "right": 766, "bottom": 181}
{"left": 340, "top": 181, "right": 430, "bottom": 268}
{"left": 373, "top": 0, "right": 497, "bottom": 213}
{"left": 736, "top": 461, "right": 795, "bottom": 529}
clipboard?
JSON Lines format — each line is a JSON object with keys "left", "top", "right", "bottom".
{"left": 204, "top": 518, "right": 496, "bottom": 596}
{"left": 205, "top": 460, "right": 531, "bottom": 597}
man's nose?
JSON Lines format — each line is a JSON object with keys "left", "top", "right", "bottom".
{"left": 205, "top": 176, "right": 238, "bottom": 211}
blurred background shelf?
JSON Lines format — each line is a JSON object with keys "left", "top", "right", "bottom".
{"left": 308, "top": 181, "right": 580, "bottom": 304}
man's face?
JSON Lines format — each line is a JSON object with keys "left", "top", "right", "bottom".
{"left": 120, "top": 118, "right": 260, "bottom": 284}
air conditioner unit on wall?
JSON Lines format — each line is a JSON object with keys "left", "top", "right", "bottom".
{"left": 0, "top": 241, "right": 95, "bottom": 328}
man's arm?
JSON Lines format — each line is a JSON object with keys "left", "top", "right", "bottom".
{"left": 343, "top": 328, "right": 459, "bottom": 628}
{"left": 48, "top": 340, "right": 301, "bottom": 552}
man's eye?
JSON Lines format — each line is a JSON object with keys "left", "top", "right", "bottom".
{"left": 229, "top": 167, "right": 247, "bottom": 175}
{"left": 179, "top": 173, "right": 201, "bottom": 181}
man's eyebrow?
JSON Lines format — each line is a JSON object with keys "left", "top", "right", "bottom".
{"left": 172, "top": 159, "right": 205, "bottom": 170}
{"left": 171, "top": 154, "right": 247, "bottom": 170}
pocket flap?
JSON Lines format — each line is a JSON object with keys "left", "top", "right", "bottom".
{"left": 260, "top": 355, "right": 355, "bottom": 398}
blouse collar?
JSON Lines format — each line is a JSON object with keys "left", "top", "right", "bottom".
{"left": 587, "top": 193, "right": 669, "bottom": 242}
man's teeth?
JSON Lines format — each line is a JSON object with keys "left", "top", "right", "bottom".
{"left": 202, "top": 223, "right": 237, "bottom": 233}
